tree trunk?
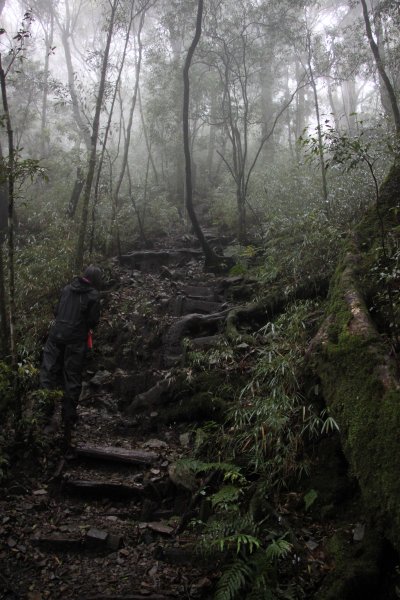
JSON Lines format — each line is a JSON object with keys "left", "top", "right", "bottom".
{"left": 138, "top": 85, "right": 159, "bottom": 185}
{"left": 111, "top": 10, "right": 145, "bottom": 255}
{"left": 0, "top": 141, "right": 9, "bottom": 357}
{"left": 74, "top": 0, "right": 118, "bottom": 271}
{"left": 306, "top": 30, "right": 329, "bottom": 214}
{"left": 182, "top": 0, "right": 218, "bottom": 268}
{"left": 360, "top": 0, "right": 400, "bottom": 133}
{"left": 57, "top": 17, "right": 91, "bottom": 149}
{"left": 40, "top": 11, "right": 54, "bottom": 157}
{"left": 0, "top": 55, "right": 17, "bottom": 370}
{"left": 90, "top": 1, "right": 137, "bottom": 255}
{"left": 66, "top": 167, "right": 85, "bottom": 218}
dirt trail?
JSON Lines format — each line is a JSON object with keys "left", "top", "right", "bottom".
{"left": 0, "top": 248, "right": 236, "bottom": 600}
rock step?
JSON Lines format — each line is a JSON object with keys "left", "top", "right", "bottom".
{"left": 62, "top": 476, "right": 171, "bottom": 501}
{"left": 120, "top": 249, "right": 203, "bottom": 272}
{"left": 168, "top": 295, "right": 226, "bottom": 316}
{"left": 181, "top": 284, "right": 218, "bottom": 300}
{"left": 33, "top": 527, "right": 123, "bottom": 553}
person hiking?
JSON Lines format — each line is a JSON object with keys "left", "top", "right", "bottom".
{"left": 40, "top": 265, "right": 102, "bottom": 446}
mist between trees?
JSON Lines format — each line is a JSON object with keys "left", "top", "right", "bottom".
{"left": 0, "top": 0, "right": 399, "bottom": 358}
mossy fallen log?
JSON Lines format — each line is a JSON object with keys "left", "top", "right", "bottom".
{"left": 311, "top": 246, "right": 400, "bottom": 550}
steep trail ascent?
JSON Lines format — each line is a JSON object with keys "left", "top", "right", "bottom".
{"left": 0, "top": 247, "right": 239, "bottom": 600}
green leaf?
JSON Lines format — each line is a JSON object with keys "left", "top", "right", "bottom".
{"left": 304, "top": 488, "right": 318, "bottom": 511}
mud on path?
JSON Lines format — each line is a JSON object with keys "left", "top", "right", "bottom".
{"left": 0, "top": 250, "right": 236, "bottom": 600}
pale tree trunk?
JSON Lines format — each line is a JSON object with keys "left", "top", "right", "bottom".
{"left": 326, "top": 78, "right": 340, "bottom": 131}
{"left": 341, "top": 79, "right": 358, "bottom": 132}
{"left": 183, "top": 0, "right": 218, "bottom": 268}
{"left": 75, "top": 0, "right": 118, "bottom": 271}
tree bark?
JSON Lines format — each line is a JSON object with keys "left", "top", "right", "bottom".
{"left": 360, "top": 0, "right": 400, "bottom": 133}
{"left": 111, "top": 10, "right": 145, "bottom": 255}
{"left": 306, "top": 30, "right": 329, "bottom": 214}
{"left": 74, "top": 0, "right": 118, "bottom": 271}
{"left": 182, "top": 0, "right": 218, "bottom": 268}
{"left": 90, "top": 1, "right": 137, "bottom": 255}
{"left": 39, "top": 10, "right": 54, "bottom": 157}
{"left": 0, "top": 142, "right": 9, "bottom": 356}
{"left": 0, "top": 55, "right": 17, "bottom": 369}
{"left": 55, "top": 1, "right": 92, "bottom": 150}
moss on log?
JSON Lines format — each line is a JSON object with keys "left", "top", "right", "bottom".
{"left": 312, "top": 223, "right": 400, "bottom": 549}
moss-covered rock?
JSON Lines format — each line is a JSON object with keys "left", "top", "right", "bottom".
{"left": 312, "top": 162, "right": 400, "bottom": 551}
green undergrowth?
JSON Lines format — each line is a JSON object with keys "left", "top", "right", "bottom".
{"left": 180, "top": 298, "right": 340, "bottom": 598}
{"left": 0, "top": 360, "right": 62, "bottom": 482}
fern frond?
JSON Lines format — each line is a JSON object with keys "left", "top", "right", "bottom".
{"left": 211, "top": 485, "right": 242, "bottom": 509}
{"left": 214, "top": 558, "right": 252, "bottom": 600}
{"left": 265, "top": 538, "right": 292, "bottom": 560}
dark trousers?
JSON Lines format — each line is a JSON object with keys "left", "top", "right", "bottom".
{"left": 40, "top": 338, "right": 86, "bottom": 425}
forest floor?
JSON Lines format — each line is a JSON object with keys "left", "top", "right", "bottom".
{"left": 0, "top": 242, "right": 376, "bottom": 599}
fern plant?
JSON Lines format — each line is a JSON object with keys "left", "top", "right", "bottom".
{"left": 214, "top": 538, "right": 293, "bottom": 600}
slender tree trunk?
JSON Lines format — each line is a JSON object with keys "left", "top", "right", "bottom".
{"left": 326, "top": 78, "right": 340, "bottom": 131}
{"left": 66, "top": 167, "right": 85, "bottom": 218}
{"left": 295, "top": 58, "right": 307, "bottom": 160}
{"left": 306, "top": 31, "right": 329, "bottom": 214}
{"left": 138, "top": 86, "right": 159, "bottom": 185}
{"left": 360, "top": 0, "right": 400, "bottom": 133}
{"left": 206, "top": 88, "right": 218, "bottom": 184}
{"left": 75, "top": 0, "right": 118, "bottom": 271}
{"left": 0, "top": 240, "right": 8, "bottom": 357}
{"left": 40, "top": 11, "right": 54, "bottom": 157}
{"left": 127, "top": 162, "right": 147, "bottom": 244}
{"left": 0, "top": 55, "right": 17, "bottom": 374}
{"left": 0, "top": 139, "right": 8, "bottom": 357}
{"left": 90, "top": 2, "right": 137, "bottom": 255}
{"left": 111, "top": 11, "right": 145, "bottom": 254}
{"left": 183, "top": 0, "right": 218, "bottom": 267}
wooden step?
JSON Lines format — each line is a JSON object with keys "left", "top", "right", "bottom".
{"left": 75, "top": 444, "right": 159, "bottom": 466}
{"left": 63, "top": 478, "right": 146, "bottom": 500}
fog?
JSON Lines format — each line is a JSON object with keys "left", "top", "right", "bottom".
{"left": 0, "top": 0, "right": 399, "bottom": 262}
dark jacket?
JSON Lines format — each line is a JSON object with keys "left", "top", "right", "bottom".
{"left": 49, "top": 277, "right": 100, "bottom": 344}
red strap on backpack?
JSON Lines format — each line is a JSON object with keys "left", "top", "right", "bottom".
{"left": 87, "top": 329, "right": 93, "bottom": 349}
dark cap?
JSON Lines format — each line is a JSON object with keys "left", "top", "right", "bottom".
{"left": 83, "top": 265, "right": 102, "bottom": 289}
